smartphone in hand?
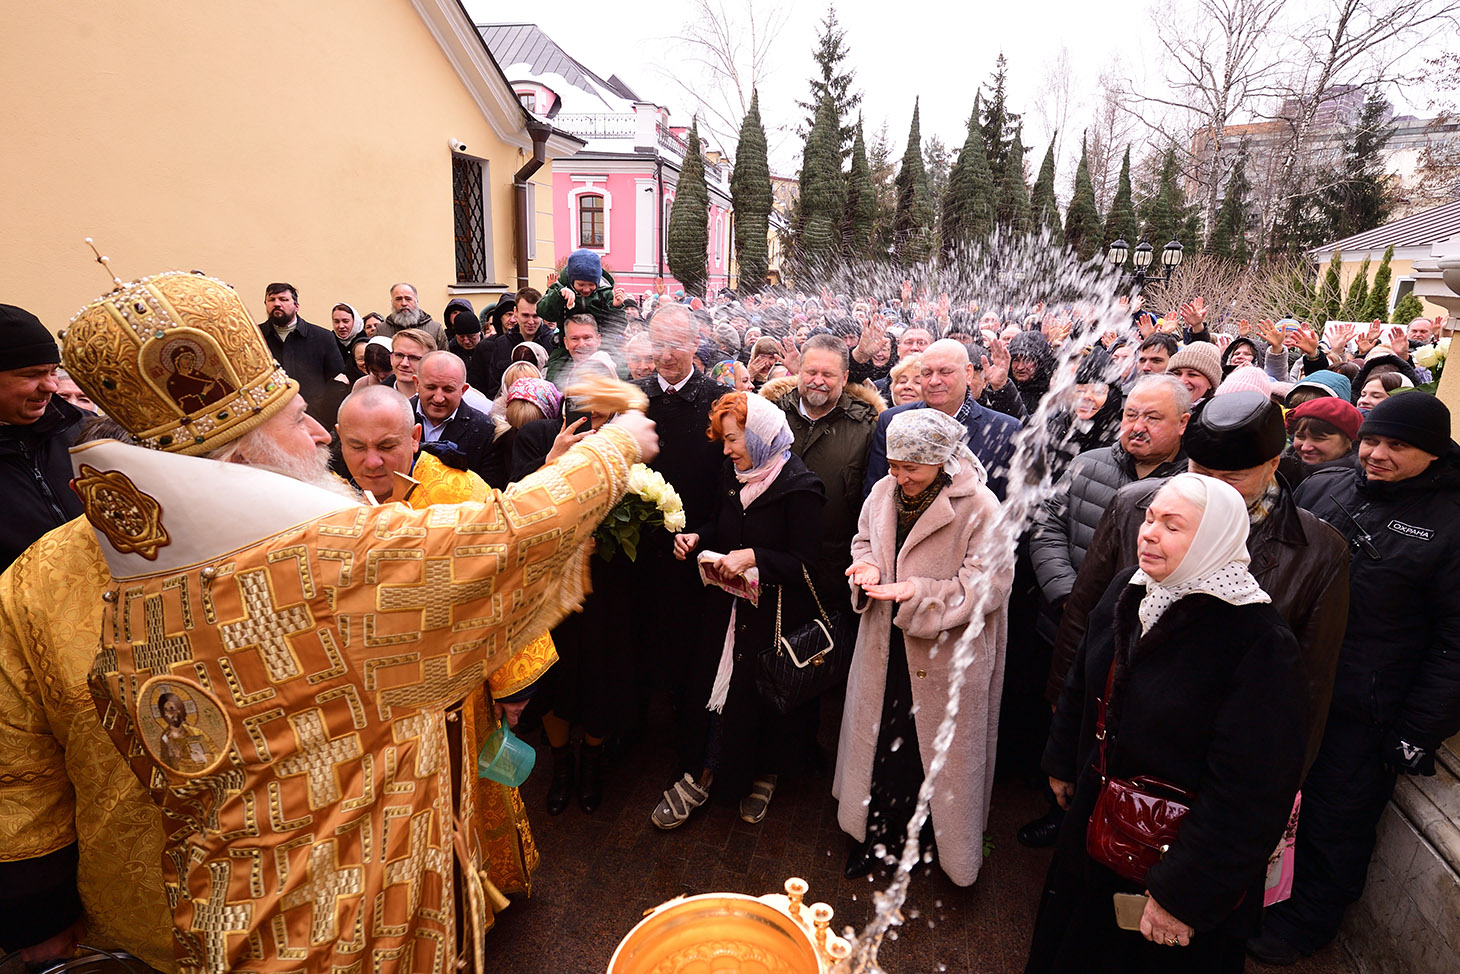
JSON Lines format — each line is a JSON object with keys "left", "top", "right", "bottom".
{"left": 1113, "top": 892, "right": 1148, "bottom": 932}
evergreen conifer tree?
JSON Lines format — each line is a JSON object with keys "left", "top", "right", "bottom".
{"left": 796, "top": 6, "right": 862, "bottom": 160}
{"left": 980, "top": 54, "right": 1021, "bottom": 174}
{"left": 1138, "top": 146, "right": 1184, "bottom": 249}
{"left": 892, "top": 99, "right": 935, "bottom": 265}
{"left": 940, "top": 95, "right": 996, "bottom": 253}
{"left": 799, "top": 92, "right": 847, "bottom": 266}
{"left": 1364, "top": 245, "right": 1396, "bottom": 321}
{"left": 1310, "top": 250, "right": 1343, "bottom": 326}
{"left": 1030, "top": 137, "right": 1063, "bottom": 244}
{"left": 1103, "top": 146, "right": 1137, "bottom": 266}
{"left": 1391, "top": 292, "right": 1424, "bottom": 325}
{"left": 843, "top": 120, "right": 877, "bottom": 259}
{"left": 667, "top": 118, "right": 710, "bottom": 297}
{"left": 1321, "top": 89, "right": 1396, "bottom": 243}
{"left": 995, "top": 127, "right": 1032, "bottom": 234}
{"left": 1064, "top": 136, "right": 1103, "bottom": 260}
{"left": 1206, "top": 151, "right": 1251, "bottom": 265}
{"left": 1340, "top": 256, "right": 1371, "bottom": 320}
{"left": 730, "top": 90, "right": 772, "bottom": 292}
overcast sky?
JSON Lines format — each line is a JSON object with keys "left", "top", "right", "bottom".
{"left": 464, "top": 0, "right": 1449, "bottom": 185}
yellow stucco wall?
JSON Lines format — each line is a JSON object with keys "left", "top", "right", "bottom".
{"left": 0, "top": 1, "right": 542, "bottom": 332}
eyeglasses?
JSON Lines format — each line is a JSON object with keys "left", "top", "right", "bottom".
{"left": 391, "top": 351, "right": 423, "bottom": 365}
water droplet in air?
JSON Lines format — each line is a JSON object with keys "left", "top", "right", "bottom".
{"left": 889, "top": 737, "right": 902, "bottom": 752}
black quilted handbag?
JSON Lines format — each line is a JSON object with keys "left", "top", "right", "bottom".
{"left": 755, "top": 566, "right": 856, "bottom": 715}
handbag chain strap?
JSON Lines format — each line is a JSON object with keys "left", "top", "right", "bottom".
{"left": 770, "top": 564, "right": 829, "bottom": 653}
{"left": 1094, "top": 656, "right": 1118, "bottom": 779}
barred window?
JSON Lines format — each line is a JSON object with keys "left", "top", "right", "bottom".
{"left": 579, "top": 194, "right": 605, "bottom": 249}
{"left": 453, "top": 155, "right": 489, "bottom": 284}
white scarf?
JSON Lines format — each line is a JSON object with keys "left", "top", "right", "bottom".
{"left": 1130, "top": 473, "right": 1270, "bottom": 633}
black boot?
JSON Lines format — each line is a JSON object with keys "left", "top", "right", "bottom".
{"left": 1016, "top": 805, "right": 1065, "bottom": 848}
{"left": 546, "top": 745, "right": 573, "bottom": 816}
{"left": 844, "top": 839, "right": 878, "bottom": 880}
{"left": 578, "top": 742, "right": 605, "bottom": 814}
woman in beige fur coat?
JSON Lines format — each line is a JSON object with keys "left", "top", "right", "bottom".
{"left": 833, "top": 408, "right": 1013, "bottom": 886}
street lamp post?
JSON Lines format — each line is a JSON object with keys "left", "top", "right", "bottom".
{"left": 1106, "top": 236, "right": 1184, "bottom": 294}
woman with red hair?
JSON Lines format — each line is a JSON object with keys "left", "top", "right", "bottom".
{"left": 654, "top": 391, "right": 826, "bottom": 829}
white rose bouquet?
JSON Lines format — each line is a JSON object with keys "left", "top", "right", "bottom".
{"left": 594, "top": 464, "right": 686, "bottom": 561}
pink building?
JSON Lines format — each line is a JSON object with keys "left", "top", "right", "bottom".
{"left": 480, "top": 23, "right": 735, "bottom": 297}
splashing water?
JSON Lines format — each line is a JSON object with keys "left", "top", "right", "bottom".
{"left": 799, "top": 231, "right": 1130, "bottom": 973}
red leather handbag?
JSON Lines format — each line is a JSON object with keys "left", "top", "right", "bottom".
{"left": 1085, "top": 658, "right": 1193, "bottom": 884}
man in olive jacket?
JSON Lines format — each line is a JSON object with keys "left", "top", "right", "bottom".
{"left": 759, "top": 334, "right": 883, "bottom": 596}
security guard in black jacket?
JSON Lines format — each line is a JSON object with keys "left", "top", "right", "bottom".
{"left": 1254, "top": 392, "right": 1460, "bottom": 964}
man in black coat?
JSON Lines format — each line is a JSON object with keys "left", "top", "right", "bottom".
{"left": 258, "top": 283, "right": 347, "bottom": 425}
{"left": 482, "top": 287, "right": 558, "bottom": 397}
{"left": 634, "top": 304, "right": 728, "bottom": 698}
{"left": 0, "top": 304, "right": 85, "bottom": 574}
{"left": 410, "top": 351, "right": 505, "bottom": 489}
{"left": 1253, "top": 392, "right": 1460, "bottom": 965}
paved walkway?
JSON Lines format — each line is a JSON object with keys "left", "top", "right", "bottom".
{"left": 489, "top": 696, "right": 1356, "bottom": 974}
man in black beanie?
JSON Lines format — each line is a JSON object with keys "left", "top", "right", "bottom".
{"left": 1252, "top": 391, "right": 1460, "bottom": 965}
{"left": 1023, "top": 391, "right": 1350, "bottom": 847}
{"left": 0, "top": 304, "right": 85, "bottom": 573}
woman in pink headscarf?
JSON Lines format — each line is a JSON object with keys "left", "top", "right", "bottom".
{"left": 655, "top": 391, "right": 826, "bottom": 830}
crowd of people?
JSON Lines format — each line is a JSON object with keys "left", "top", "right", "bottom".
{"left": 1, "top": 246, "right": 1457, "bottom": 974}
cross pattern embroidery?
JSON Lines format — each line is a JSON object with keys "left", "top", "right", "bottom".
{"left": 193, "top": 860, "right": 253, "bottom": 972}
{"left": 274, "top": 709, "right": 363, "bottom": 808}
{"left": 220, "top": 569, "right": 313, "bottom": 683}
{"left": 376, "top": 656, "right": 484, "bottom": 721}
{"left": 377, "top": 557, "right": 494, "bottom": 630}
{"left": 383, "top": 812, "right": 449, "bottom": 920}
{"left": 132, "top": 593, "right": 191, "bottom": 674}
{"left": 280, "top": 838, "right": 363, "bottom": 944}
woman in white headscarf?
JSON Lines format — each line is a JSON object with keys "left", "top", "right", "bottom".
{"left": 329, "top": 303, "right": 366, "bottom": 381}
{"left": 833, "top": 408, "right": 1013, "bottom": 886}
{"left": 1028, "top": 473, "right": 1306, "bottom": 974}
{"left": 653, "top": 391, "right": 826, "bottom": 830}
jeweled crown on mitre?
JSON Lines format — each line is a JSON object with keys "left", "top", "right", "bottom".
{"left": 62, "top": 271, "right": 298, "bottom": 455}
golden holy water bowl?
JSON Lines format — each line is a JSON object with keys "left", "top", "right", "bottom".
{"left": 608, "top": 878, "right": 851, "bottom": 974}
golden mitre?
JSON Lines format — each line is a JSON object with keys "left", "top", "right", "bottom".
{"left": 62, "top": 271, "right": 298, "bottom": 455}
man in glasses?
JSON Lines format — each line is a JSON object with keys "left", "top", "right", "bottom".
{"left": 1253, "top": 392, "right": 1460, "bottom": 965}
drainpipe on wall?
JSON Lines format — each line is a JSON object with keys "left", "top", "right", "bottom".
{"left": 655, "top": 157, "right": 664, "bottom": 282}
{"left": 514, "top": 120, "right": 552, "bottom": 292}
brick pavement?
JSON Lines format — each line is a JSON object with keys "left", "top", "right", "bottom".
{"left": 488, "top": 696, "right": 1357, "bottom": 974}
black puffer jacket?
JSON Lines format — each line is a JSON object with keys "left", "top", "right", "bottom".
{"left": 1029, "top": 442, "right": 1187, "bottom": 611}
{"left": 1294, "top": 447, "right": 1460, "bottom": 749}
{"left": 0, "top": 398, "right": 85, "bottom": 572}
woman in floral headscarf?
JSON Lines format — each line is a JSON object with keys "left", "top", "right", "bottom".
{"left": 655, "top": 391, "right": 826, "bottom": 829}
{"left": 834, "top": 408, "right": 1013, "bottom": 886}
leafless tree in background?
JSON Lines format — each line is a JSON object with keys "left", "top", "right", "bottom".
{"left": 1257, "top": 0, "right": 1460, "bottom": 244}
{"left": 1129, "top": 0, "right": 1288, "bottom": 241}
{"left": 1032, "top": 46, "right": 1079, "bottom": 197}
{"left": 663, "top": 0, "right": 788, "bottom": 154}
{"left": 1086, "top": 63, "right": 1141, "bottom": 212}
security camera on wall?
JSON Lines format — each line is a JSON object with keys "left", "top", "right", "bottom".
{"left": 450, "top": 138, "right": 468, "bottom": 153}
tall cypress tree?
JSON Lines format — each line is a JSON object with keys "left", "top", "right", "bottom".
{"left": 800, "top": 91, "right": 846, "bottom": 265}
{"left": 1030, "top": 137, "right": 1063, "bottom": 244}
{"left": 730, "top": 90, "right": 772, "bottom": 292}
{"left": 892, "top": 98, "right": 935, "bottom": 265}
{"left": 1364, "top": 245, "right": 1396, "bottom": 321}
{"left": 1139, "top": 146, "right": 1185, "bottom": 248}
{"left": 1206, "top": 150, "right": 1251, "bottom": 265}
{"left": 995, "top": 126, "right": 1031, "bottom": 234}
{"left": 980, "top": 54, "right": 1021, "bottom": 174}
{"left": 1103, "top": 146, "right": 1137, "bottom": 266}
{"left": 843, "top": 120, "right": 877, "bottom": 259}
{"left": 1310, "top": 250, "right": 1343, "bottom": 326}
{"left": 796, "top": 5, "right": 862, "bottom": 160}
{"left": 941, "top": 95, "right": 996, "bottom": 252}
{"left": 1321, "top": 89, "right": 1396, "bottom": 242}
{"left": 1340, "top": 255, "right": 1372, "bottom": 320}
{"left": 667, "top": 117, "right": 710, "bottom": 297}
{"left": 1064, "top": 136, "right": 1103, "bottom": 260}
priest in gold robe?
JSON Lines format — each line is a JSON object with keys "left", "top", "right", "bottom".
{"left": 56, "top": 271, "right": 657, "bottom": 974}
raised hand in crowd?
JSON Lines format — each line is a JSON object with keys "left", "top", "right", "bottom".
{"left": 612, "top": 286, "right": 626, "bottom": 308}
{"left": 900, "top": 278, "right": 913, "bottom": 307}
{"left": 1322, "top": 321, "right": 1357, "bottom": 359}
{"left": 778, "top": 335, "right": 801, "bottom": 374}
{"left": 1291, "top": 324, "right": 1321, "bottom": 359}
{"left": 983, "top": 337, "right": 1011, "bottom": 390}
{"left": 1353, "top": 320, "right": 1382, "bottom": 356}
{"left": 1041, "top": 316, "right": 1072, "bottom": 346}
{"left": 1179, "top": 297, "right": 1207, "bottom": 333}
{"left": 853, "top": 314, "right": 888, "bottom": 364}
{"left": 1236, "top": 317, "right": 1252, "bottom": 337}
{"left": 1386, "top": 324, "right": 1411, "bottom": 361}
{"left": 545, "top": 416, "right": 590, "bottom": 464}
{"left": 1214, "top": 333, "right": 1234, "bottom": 353}
{"left": 1255, "top": 318, "right": 1284, "bottom": 350}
